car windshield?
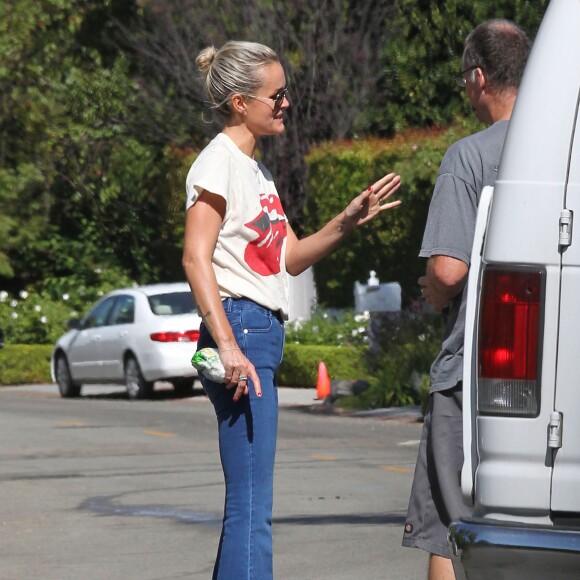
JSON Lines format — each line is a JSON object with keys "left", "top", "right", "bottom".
{"left": 148, "top": 291, "right": 197, "bottom": 316}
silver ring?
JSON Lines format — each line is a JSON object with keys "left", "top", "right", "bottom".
{"left": 238, "top": 375, "right": 248, "bottom": 381}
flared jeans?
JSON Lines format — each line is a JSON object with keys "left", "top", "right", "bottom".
{"left": 197, "top": 298, "right": 285, "bottom": 580}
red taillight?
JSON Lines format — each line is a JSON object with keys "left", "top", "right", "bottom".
{"left": 150, "top": 330, "right": 200, "bottom": 343}
{"left": 478, "top": 268, "right": 543, "bottom": 417}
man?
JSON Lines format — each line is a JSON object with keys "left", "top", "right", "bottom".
{"left": 402, "top": 20, "right": 531, "bottom": 580}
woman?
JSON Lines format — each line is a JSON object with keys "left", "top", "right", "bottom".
{"left": 183, "top": 40, "right": 401, "bottom": 580}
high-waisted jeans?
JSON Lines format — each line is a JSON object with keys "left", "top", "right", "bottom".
{"left": 197, "top": 297, "right": 285, "bottom": 580}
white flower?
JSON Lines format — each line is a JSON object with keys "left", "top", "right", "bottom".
{"left": 35, "top": 305, "right": 42, "bottom": 312}
{"left": 62, "top": 293, "right": 70, "bottom": 301}
{"left": 94, "top": 268, "right": 103, "bottom": 274}
{"left": 19, "top": 290, "right": 28, "bottom": 299}
{"left": 322, "top": 312, "right": 328, "bottom": 319}
{"left": 0, "top": 291, "right": 8, "bottom": 302}
{"left": 418, "top": 334, "right": 426, "bottom": 342}
{"left": 10, "top": 299, "right": 17, "bottom": 308}
{"left": 337, "top": 333, "right": 344, "bottom": 340}
{"left": 358, "top": 326, "right": 366, "bottom": 334}
{"left": 354, "top": 311, "right": 370, "bottom": 323}
{"left": 97, "top": 290, "right": 104, "bottom": 296}
{"left": 40, "top": 316, "right": 47, "bottom": 324}
{"left": 11, "top": 311, "right": 18, "bottom": 319}
{"left": 351, "top": 329, "right": 358, "bottom": 337}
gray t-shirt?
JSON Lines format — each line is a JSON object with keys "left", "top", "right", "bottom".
{"left": 420, "top": 120, "right": 509, "bottom": 392}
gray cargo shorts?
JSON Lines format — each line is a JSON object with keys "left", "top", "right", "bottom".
{"left": 402, "top": 384, "right": 471, "bottom": 558}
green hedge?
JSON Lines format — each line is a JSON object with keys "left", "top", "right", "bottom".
{"left": 0, "top": 343, "right": 366, "bottom": 388}
{"left": 304, "top": 125, "right": 479, "bottom": 306}
{"left": 0, "top": 341, "right": 428, "bottom": 412}
{"left": 0, "top": 345, "right": 53, "bottom": 385}
{"left": 278, "top": 344, "right": 369, "bottom": 387}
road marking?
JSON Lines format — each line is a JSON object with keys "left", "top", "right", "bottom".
{"left": 398, "top": 440, "right": 420, "bottom": 447}
{"left": 310, "top": 454, "right": 338, "bottom": 461}
{"left": 143, "top": 430, "right": 176, "bottom": 438}
{"left": 56, "top": 420, "right": 86, "bottom": 427}
{"left": 382, "top": 466, "right": 412, "bottom": 473}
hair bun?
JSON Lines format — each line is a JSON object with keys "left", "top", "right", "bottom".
{"left": 196, "top": 46, "right": 218, "bottom": 75}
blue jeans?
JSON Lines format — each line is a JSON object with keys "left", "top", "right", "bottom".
{"left": 197, "top": 298, "right": 285, "bottom": 580}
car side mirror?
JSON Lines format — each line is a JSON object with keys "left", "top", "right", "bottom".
{"left": 67, "top": 319, "right": 81, "bottom": 330}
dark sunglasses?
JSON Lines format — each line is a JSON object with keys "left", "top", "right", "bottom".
{"left": 248, "top": 87, "right": 289, "bottom": 114}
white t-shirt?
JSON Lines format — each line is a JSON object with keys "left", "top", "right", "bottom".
{"left": 185, "top": 133, "right": 289, "bottom": 318}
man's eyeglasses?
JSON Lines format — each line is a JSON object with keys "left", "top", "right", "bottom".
{"left": 247, "top": 87, "right": 289, "bottom": 115}
{"left": 454, "top": 65, "right": 480, "bottom": 88}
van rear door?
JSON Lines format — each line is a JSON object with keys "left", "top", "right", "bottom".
{"left": 550, "top": 88, "right": 580, "bottom": 514}
{"left": 461, "top": 0, "right": 580, "bottom": 515}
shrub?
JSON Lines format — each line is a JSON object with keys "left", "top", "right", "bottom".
{"left": 0, "top": 345, "right": 52, "bottom": 384}
{"left": 0, "top": 290, "right": 77, "bottom": 345}
{"left": 340, "top": 311, "right": 443, "bottom": 410}
{"left": 0, "top": 268, "right": 137, "bottom": 345}
{"left": 278, "top": 344, "right": 369, "bottom": 388}
{"left": 285, "top": 309, "right": 370, "bottom": 347}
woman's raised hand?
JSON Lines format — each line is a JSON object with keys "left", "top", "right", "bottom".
{"left": 343, "top": 173, "right": 402, "bottom": 226}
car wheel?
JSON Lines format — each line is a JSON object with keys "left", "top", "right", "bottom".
{"left": 55, "top": 354, "right": 81, "bottom": 398}
{"left": 124, "top": 356, "right": 153, "bottom": 400}
{"left": 172, "top": 378, "right": 195, "bottom": 397}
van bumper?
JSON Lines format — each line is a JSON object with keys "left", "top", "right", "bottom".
{"left": 448, "top": 517, "right": 580, "bottom": 580}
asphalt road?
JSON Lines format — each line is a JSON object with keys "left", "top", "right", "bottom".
{"left": 0, "top": 384, "right": 427, "bottom": 580}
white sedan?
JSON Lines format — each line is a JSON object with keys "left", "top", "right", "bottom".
{"left": 51, "top": 282, "right": 202, "bottom": 399}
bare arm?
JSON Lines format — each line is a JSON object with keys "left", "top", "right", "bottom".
{"left": 285, "top": 173, "right": 402, "bottom": 275}
{"left": 419, "top": 255, "right": 468, "bottom": 312}
{"left": 182, "top": 190, "right": 261, "bottom": 400}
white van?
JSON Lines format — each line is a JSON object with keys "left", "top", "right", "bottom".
{"left": 448, "top": 0, "right": 580, "bottom": 577}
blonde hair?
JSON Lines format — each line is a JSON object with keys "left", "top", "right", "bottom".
{"left": 196, "top": 41, "right": 279, "bottom": 118}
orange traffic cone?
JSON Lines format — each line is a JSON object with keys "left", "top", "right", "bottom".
{"left": 315, "top": 361, "right": 331, "bottom": 400}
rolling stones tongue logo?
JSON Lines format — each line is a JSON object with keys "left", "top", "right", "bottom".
{"left": 244, "top": 192, "right": 287, "bottom": 275}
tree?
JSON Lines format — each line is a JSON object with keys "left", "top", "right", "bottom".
{"left": 0, "top": 0, "right": 552, "bottom": 303}
{"left": 114, "top": 0, "right": 398, "bottom": 225}
{"left": 0, "top": 0, "right": 170, "bottom": 293}
{"left": 379, "top": 0, "right": 549, "bottom": 132}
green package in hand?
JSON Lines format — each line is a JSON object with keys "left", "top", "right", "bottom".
{"left": 191, "top": 347, "right": 225, "bottom": 382}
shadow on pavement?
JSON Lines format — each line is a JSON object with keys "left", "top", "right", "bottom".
{"left": 81, "top": 387, "right": 208, "bottom": 402}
